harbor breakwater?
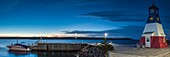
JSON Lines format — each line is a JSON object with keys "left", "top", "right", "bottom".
{"left": 30, "top": 43, "right": 88, "bottom": 52}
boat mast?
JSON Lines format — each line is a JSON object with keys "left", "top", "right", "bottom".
{"left": 17, "top": 36, "right": 18, "bottom": 43}
{"left": 40, "top": 36, "right": 42, "bottom": 43}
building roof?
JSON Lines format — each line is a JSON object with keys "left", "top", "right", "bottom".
{"left": 149, "top": 3, "right": 158, "bottom": 9}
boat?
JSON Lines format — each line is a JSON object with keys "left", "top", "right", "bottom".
{"left": 6, "top": 37, "right": 31, "bottom": 52}
{"left": 7, "top": 43, "right": 31, "bottom": 52}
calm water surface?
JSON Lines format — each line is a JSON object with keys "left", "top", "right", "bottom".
{"left": 0, "top": 39, "right": 137, "bottom": 57}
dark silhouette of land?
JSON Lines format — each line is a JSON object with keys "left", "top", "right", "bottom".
{"left": 0, "top": 37, "right": 132, "bottom": 40}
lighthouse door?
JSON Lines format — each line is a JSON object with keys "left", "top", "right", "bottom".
{"left": 145, "top": 36, "right": 151, "bottom": 47}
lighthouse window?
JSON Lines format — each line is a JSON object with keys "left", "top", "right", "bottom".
{"left": 150, "top": 17, "right": 153, "bottom": 20}
{"left": 157, "top": 17, "right": 160, "bottom": 21}
{"left": 155, "top": 10, "right": 158, "bottom": 14}
{"left": 147, "top": 37, "right": 150, "bottom": 42}
{"left": 150, "top": 9, "right": 154, "bottom": 13}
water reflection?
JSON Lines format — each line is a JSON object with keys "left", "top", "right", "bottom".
{"left": 32, "top": 51, "right": 76, "bottom": 57}
{"left": 0, "top": 39, "right": 137, "bottom": 57}
{"left": 8, "top": 51, "right": 76, "bottom": 57}
{"left": 9, "top": 50, "right": 30, "bottom": 55}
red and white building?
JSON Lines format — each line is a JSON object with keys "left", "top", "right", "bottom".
{"left": 139, "top": 3, "right": 168, "bottom": 48}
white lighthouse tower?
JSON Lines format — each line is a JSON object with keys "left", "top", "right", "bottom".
{"left": 139, "top": 3, "right": 168, "bottom": 48}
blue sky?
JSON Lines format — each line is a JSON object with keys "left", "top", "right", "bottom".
{"left": 0, "top": 0, "right": 170, "bottom": 39}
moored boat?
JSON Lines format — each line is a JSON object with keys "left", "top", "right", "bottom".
{"left": 7, "top": 43, "right": 31, "bottom": 52}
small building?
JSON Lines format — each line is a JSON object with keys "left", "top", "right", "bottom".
{"left": 139, "top": 3, "right": 168, "bottom": 48}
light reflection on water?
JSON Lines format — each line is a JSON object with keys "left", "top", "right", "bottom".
{"left": 0, "top": 39, "right": 137, "bottom": 57}
{"left": 0, "top": 47, "right": 76, "bottom": 57}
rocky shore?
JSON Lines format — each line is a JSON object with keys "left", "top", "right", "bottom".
{"left": 76, "top": 45, "right": 106, "bottom": 57}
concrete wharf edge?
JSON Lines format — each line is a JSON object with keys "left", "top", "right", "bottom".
{"left": 30, "top": 43, "right": 88, "bottom": 52}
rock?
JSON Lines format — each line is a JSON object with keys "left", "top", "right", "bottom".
{"left": 76, "top": 45, "right": 106, "bottom": 57}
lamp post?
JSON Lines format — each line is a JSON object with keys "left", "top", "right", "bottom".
{"left": 104, "top": 33, "right": 108, "bottom": 57}
{"left": 75, "top": 33, "right": 77, "bottom": 39}
{"left": 104, "top": 33, "right": 108, "bottom": 43}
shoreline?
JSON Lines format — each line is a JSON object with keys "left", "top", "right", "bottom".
{"left": 0, "top": 37, "right": 133, "bottom": 40}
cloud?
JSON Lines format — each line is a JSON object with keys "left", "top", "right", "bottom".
{"left": 0, "top": 0, "right": 21, "bottom": 12}
{"left": 0, "top": 0, "right": 21, "bottom": 7}
{"left": 81, "top": 11, "right": 146, "bottom": 22}
{"left": 63, "top": 30, "right": 101, "bottom": 34}
{"left": 64, "top": 25, "right": 170, "bottom": 40}
{"left": 80, "top": 10, "right": 170, "bottom": 25}
{"left": 45, "top": 0, "right": 100, "bottom": 9}
{"left": 7, "top": 1, "right": 20, "bottom": 7}
{"left": 64, "top": 26, "right": 144, "bottom": 39}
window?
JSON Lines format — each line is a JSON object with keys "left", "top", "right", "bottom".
{"left": 155, "top": 10, "right": 158, "bottom": 13}
{"left": 150, "top": 17, "right": 153, "bottom": 20}
{"left": 157, "top": 17, "right": 160, "bottom": 21}
{"left": 163, "top": 38, "right": 166, "bottom": 43}
{"left": 150, "top": 9, "right": 154, "bottom": 13}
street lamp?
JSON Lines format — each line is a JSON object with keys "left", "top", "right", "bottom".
{"left": 104, "top": 33, "right": 108, "bottom": 42}
{"left": 104, "top": 33, "right": 108, "bottom": 57}
{"left": 75, "top": 33, "right": 77, "bottom": 39}
{"left": 104, "top": 33, "right": 108, "bottom": 38}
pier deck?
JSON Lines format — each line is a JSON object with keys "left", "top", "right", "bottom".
{"left": 30, "top": 43, "right": 88, "bottom": 52}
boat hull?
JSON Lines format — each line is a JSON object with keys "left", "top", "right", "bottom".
{"left": 9, "top": 47, "right": 31, "bottom": 52}
{"left": 7, "top": 45, "right": 31, "bottom": 52}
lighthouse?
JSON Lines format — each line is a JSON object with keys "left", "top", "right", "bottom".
{"left": 139, "top": 3, "right": 168, "bottom": 48}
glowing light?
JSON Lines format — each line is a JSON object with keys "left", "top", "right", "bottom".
{"left": 157, "top": 17, "right": 160, "bottom": 21}
{"left": 150, "top": 17, "right": 153, "bottom": 20}
{"left": 104, "top": 33, "right": 108, "bottom": 37}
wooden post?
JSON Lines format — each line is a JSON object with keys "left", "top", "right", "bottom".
{"left": 47, "top": 44, "right": 49, "bottom": 51}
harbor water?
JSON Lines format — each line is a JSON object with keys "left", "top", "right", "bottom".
{"left": 0, "top": 39, "right": 138, "bottom": 57}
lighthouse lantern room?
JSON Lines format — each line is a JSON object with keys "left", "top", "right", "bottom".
{"left": 139, "top": 3, "right": 168, "bottom": 48}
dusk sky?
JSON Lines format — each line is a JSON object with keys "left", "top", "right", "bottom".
{"left": 0, "top": 0, "right": 170, "bottom": 39}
